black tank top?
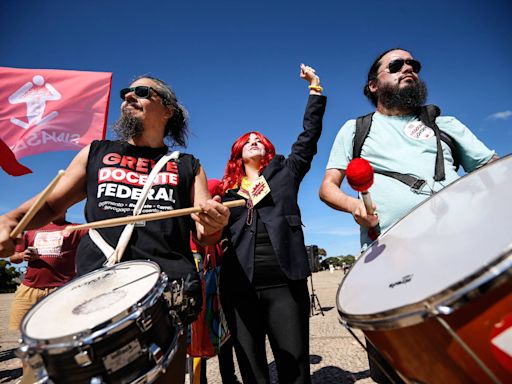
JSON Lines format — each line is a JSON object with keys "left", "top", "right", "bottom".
{"left": 77, "top": 140, "right": 200, "bottom": 282}
{"left": 253, "top": 215, "right": 287, "bottom": 289}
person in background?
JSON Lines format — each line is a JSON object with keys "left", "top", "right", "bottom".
{"left": 8, "top": 212, "right": 87, "bottom": 330}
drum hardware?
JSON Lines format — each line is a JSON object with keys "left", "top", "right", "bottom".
{"left": 136, "top": 311, "right": 153, "bottom": 332}
{"left": 340, "top": 320, "right": 405, "bottom": 384}
{"left": 434, "top": 305, "right": 453, "bottom": 316}
{"left": 149, "top": 343, "right": 164, "bottom": 364}
{"left": 74, "top": 347, "right": 93, "bottom": 367}
{"left": 165, "top": 278, "right": 197, "bottom": 321}
{"left": 435, "top": 316, "right": 502, "bottom": 384}
{"left": 16, "top": 346, "right": 50, "bottom": 384}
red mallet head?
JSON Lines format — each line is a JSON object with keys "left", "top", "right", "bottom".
{"left": 346, "top": 158, "right": 374, "bottom": 192}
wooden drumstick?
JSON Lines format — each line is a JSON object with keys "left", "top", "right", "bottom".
{"left": 10, "top": 170, "right": 66, "bottom": 239}
{"left": 66, "top": 199, "right": 246, "bottom": 232}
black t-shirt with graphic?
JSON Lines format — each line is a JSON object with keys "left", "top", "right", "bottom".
{"left": 77, "top": 140, "right": 200, "bottom": 283}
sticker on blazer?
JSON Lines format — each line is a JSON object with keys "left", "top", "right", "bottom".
{"left": 237, "top": 176, "right": 270, "bottom": 206}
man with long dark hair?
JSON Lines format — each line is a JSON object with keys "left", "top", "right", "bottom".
{"left": 319, "top": 48, "right": 496, "bottom": 383}
{"left": 320, "top": 47, "right": 496, "bottom": 251}
{"left": 0, "top": 75, "right": 229, "bottom": 384}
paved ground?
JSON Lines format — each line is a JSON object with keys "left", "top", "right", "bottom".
{"left": 0, "top": 269, "right": 374, "bottom": 383}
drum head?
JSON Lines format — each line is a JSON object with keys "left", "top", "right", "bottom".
{"left": 338, "top": 156, "right": 512, "bottom": 328}
{"left": 22, "top": 260, "right": 161, "bottom": 340}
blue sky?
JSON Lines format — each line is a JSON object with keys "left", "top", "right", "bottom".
{"left": 1, "top": 0, "right": 511, "bottom": 258}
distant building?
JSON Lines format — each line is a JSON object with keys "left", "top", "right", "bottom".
{"left": 306, "top": 245, "right": 320, "bottom": 273}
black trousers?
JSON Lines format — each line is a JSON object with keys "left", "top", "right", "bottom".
{"left": 221, "top": 278, "right": 311, "bottom": 384}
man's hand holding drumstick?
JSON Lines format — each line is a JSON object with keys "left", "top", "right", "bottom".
{"left": 0, "top": 170, "right": 67, "bottom": 258}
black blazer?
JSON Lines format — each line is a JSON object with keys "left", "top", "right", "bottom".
{"left": 222, "top": 95, "right": 327, "bottom": 281}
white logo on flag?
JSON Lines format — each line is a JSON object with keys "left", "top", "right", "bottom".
{"left": 8, "top": 75, "right": 61, "bottom": 130}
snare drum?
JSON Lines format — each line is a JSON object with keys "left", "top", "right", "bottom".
{"left": 19, "top": 260, "right": 181, "bottom": 384}
{"left": 337, "top": 156, "right": 512, "bottom": 383}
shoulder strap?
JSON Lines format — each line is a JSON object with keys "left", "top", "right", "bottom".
{"left": 419, "top": 105, "right": 445, "bottom": 181}
{"left": 353, "top": 112, "right": 374, "bottom": 158}
{"left": 420, "top": 105, "right": 460, "bottom": 172}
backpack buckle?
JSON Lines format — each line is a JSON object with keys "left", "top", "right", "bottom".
{"left": 410, "top": 179, "right": 427, "bottom": 193}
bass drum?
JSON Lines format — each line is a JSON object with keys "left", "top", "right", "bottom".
{"left": 337, "top": 156, "right": 512, "bottom": 383}
{"left": 19, "top": 260, "right": 181, "bottom": 384}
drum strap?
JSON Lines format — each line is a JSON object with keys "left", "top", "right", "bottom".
{"left": 89, "top": 151, "right": 180, "bottom": 266}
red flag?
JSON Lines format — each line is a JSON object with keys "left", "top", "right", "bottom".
{"left": 0, "top": 138, "right": 32, "bottom": 176}
{"left": 0, "top": 67, "right": 111, "bottom": 172}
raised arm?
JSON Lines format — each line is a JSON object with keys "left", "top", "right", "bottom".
{"left": 287, "top": 64, "right": 327, "bottom": 179}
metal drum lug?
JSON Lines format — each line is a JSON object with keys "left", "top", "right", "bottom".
{"left": 435, "top": 305, "right": 454, "bottom": 316}
{"left": 149, "top": 343, "right": 163, "bottom": 364}
{"left": 136, "top": 312, "right": 153, "bottom": 332}
{"left": 74, "top": 347, "right": 94, "bottom": 367}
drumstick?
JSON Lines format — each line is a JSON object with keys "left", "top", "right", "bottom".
{"left": 10, "top": 170, "right": 66, "bottom": 239}
{"left": 345, "top": 159, "right": 380, "bottom": 240}
{"left": 66, "top": 199, "right": 246, "bottom": 232}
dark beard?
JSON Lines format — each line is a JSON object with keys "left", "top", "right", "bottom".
{"left": 377, "top": 79, "right": 428, "bottom": 111}
{"left": 112, "top": 113, "right": 144, "bottom": 142}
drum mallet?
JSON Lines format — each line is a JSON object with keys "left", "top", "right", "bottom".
{"left": 345, "top": 158, "right": 380, "bottom": 241}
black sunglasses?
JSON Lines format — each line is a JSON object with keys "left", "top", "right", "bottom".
{"left": 387, "top": 59, "right": 422, "bottom": 74}
{"left": 120, "top": 86, "right": 167, "bottom": 102}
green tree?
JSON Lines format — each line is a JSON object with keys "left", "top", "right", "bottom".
{"left": 0, "top": 260, "right": 20, "bottom": 293}
{"left": 317, "top": 248, "right": 327, "bottom": 257}
{"left": 340, "top": 255, "right": 356, "bottom": 267}
{"left": 320, "top": 256, "right": 343, "bottom": 269}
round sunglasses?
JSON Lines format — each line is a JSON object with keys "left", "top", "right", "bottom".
{"left": 120, "top": 86, "right": 167, "bottom": 101}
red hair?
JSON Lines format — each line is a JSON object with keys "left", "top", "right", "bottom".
{"left": 218, "top": 131, "right": 275, "bottom": 194}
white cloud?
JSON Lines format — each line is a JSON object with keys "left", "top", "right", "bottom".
{"left": 487, "top": 110, "right": 512, "bottom": 120}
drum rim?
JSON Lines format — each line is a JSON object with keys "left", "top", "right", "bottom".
{"left": 338, "top": 250, "right": 511, "bottom": 330}
{"left": 20, "top": 260, "right": 168, "bottom": 349}
{"left": 337, "top": 155, "right": 512, "bottom": 330}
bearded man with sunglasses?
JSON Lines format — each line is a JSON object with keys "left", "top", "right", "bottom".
{"left": 319, "top": 48, "right": 496, "bottom": 383}
{"left": 0, "top": 76, "right": 229, "bottom": 384}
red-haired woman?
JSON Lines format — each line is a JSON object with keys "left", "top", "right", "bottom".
{"left": 217, "top": 65, "right": 326, "bottom": 384}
